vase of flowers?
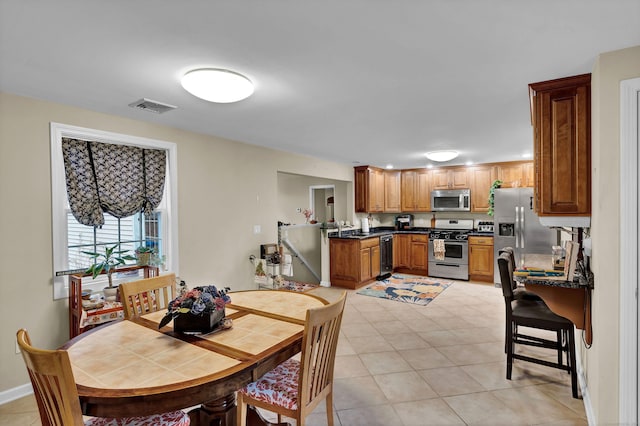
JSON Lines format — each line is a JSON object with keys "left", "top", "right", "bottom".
{"left": 159, "top": 285, "right": 231, "bottom": 334}
{"left": 302, "top": 208, "right": 313, "bottom": 224}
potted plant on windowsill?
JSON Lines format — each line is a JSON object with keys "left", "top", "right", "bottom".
{"left": 83, "top": 245, "right": 136, "bottom": 301}
{"left": 135, "top": 246, "right": 154, "bottom": 266}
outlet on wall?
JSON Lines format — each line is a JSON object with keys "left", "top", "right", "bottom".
{"left": 296, "top": 208, "right": 302, "bottom": 213}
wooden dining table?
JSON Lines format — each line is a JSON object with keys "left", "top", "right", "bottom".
{"left": 61, "top": 290, "right": 328, "bottom": 426}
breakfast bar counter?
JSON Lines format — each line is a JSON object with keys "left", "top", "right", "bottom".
{"left": 514, "top": 254, "right": 593, "bottom": 345}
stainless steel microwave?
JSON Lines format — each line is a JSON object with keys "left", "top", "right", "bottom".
{"left": 431, "top": 189, "right": 471, "bottom": 212}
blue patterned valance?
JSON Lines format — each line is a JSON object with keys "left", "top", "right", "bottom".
{"left": 62, "top": 138, "right": 166, "bottom": 227}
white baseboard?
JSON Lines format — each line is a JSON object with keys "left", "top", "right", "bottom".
{"left": 320, "top": 280, "right": 331, "bottom": 287}
{"left": 576, "top": 352, "right": 595, "bottom": 425}
{"left": 0, "top": 383, "right": 33, "bottom": 406}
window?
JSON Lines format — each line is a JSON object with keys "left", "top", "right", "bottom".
{"left": 51, "top": 123, "right": 179, "bottom": 300}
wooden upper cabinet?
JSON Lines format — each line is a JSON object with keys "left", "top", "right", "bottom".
{"left": 401, "top": 169, "right": 430, "bottom": 212}
{"left": 496, "top": 161, "right": 534, "bottom": 188}
{"left": 431, "top": 167, "right": 469, "bottom": 190}
{"left": 469, "top": 165, "right": 496, "bottom": 213}
{"left": 529, "top": 74, "right": 591, "bottom": 216}
{"left": 522, "top": 162, "right": 535, "bottom": 187}
{"left": 354, "top": 166, "right": 385, "bottom": 213}
{"left": 384, "top": 170, "right": 401, "bottom": 212}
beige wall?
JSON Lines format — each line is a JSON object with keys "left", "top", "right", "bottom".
{"left": 587, "top": 45, "right": 640, "bottom": 424}
{"left": 0, "top": 92, "right": 353, "bottom": 392}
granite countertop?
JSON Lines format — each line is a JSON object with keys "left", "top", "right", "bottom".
{"left": 513, "top": 254, "right": 594, "bottom": 289}
{"left": 328, "top": 227, "right": 496, "bottom": 240}
{"left": 515, "top": 273, "right": 594, "bottom": 289}
{"left": 328, "top": 227, "right": 429, "bottom": 239}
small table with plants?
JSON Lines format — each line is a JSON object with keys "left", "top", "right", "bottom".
{"left": 68, "top": 265, "right": 159, "bottom": 338}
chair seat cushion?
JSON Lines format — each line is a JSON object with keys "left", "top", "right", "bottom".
{"left": 239, "top": 358, "right": 300, "bottom": 410}
{"left": 85, "top": 410, "right": 190, "bottom": 426}
{"left": 511, "top": 299, "right": 573, "bottom": 327}
{"left": 513, "top": 287, "right": 542, "bottom": 301}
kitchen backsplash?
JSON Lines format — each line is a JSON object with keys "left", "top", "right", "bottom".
{"left": 356, "top": 212, "right": 492, "bottom": 230}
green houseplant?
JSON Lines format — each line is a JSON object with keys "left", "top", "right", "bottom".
{"left": 83, "top": 245, "right": 136, "bottom": 300}
{"left": 487, "top": 179, "right": 503, "bottom": 217}
{"left": 135, "top": 245, "right": 154, "bottom": 266}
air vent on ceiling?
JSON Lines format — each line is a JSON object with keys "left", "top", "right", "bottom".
{"left": 128, "top": 98, "right": 177, "bottom": 114}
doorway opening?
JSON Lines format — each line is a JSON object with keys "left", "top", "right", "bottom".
{"left": 309, "top": 185, "right": 335, "bottom": 223}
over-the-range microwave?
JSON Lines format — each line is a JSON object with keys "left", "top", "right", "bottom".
{"left": 431, "top": 189, "right": 471, "bottom": 212}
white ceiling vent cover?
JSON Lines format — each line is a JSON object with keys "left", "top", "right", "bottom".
{"left": 128, "top": 98, "right": 177, "bottom": 114}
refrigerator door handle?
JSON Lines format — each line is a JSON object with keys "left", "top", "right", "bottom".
{"left": 520, "top": 206, "right": 525, "bottom": 250}
{"left": 514, "top": 206, "right": 520, "bottom": 248}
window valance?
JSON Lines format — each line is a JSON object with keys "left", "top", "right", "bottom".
{"left": 62, "top": 138, "right": 166, "bottom": 227}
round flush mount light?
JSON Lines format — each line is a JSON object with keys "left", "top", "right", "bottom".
{"left": 425, "top": 150, "right": 459, "bottom": 162}
{"left": 181, "top": 68, "right": 254, "bottom": 103}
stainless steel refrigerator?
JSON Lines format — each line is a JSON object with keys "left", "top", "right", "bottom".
{"left": 493, "top": 188, "right": 559, "bottom": 283}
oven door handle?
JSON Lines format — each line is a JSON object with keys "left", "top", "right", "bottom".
{"left": 434, "top": 263, "right": 460, "bottom": 267}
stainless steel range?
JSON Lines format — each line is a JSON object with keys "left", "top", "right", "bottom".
{"left": 428, "top": 219, "right": 474, "bottom": 281}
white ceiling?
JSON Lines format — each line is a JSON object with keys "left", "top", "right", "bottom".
{"left": 1, "top": 1, "right": 638, "bottom": 169}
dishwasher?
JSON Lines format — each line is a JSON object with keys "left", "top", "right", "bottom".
{"left": 377, "top": 234, "right": 393, "bottom": 280}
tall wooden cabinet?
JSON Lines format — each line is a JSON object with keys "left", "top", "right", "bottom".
{"left": 355, "top": 166, "right": 385, "bottom": 213}
{"left": 384, "top": 170, "right": 402, "bottom": 212}
{"left": 400, "top": 169, "right": 430, "bottom": 212}
{"left": 469, "top": 165, "right": 497, "bottom": 213}
{"left": 529, "top": 74, "right": 591, "bottom": 216}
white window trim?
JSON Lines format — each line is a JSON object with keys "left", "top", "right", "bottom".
{"left": 50, "top": 122, "right": 179, "bottom": 300}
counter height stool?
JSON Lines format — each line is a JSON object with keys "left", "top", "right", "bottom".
{"left": 16, "top": 329, "right": 190, "bottom": 426}
{"left": 497, "top": 253, "right": 579, "bottom": 399}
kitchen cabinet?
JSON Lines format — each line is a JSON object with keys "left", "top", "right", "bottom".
{"left": 497, "top": 162, "right": 524, "bottom": 188}
{"left": 360, "top": 238, "right": 381, "bottom": 282}
{"left": 330, "top": 237, "right": 380, "bottom": 289}
{"left": 468, "top": 236, "right": 494, "bottom": 282}
{"left": 522, "top": 162, "right": 535, "bottom": 187}
{"left": 469, "top": 165, "right": 497, "bottom": 213}
{"left": 354, "top": 166, "right": 385, "bottom": 213}
{"left": 431, "top": 167, "right": 469, "bottom": 190}
{"left": 394, "top": 233, "right": 428, "bottom": 275}
{"left": 529, "top": 74, "right": 591, "bottom": 216}
{"left": 400, "top": 169, "right": 430, "bottom": 212}
{"left": 384, "top": 170, "right": 401, "bottom": 212}
{"left": 394, "top": 234, "right": 411, "bottom": 269}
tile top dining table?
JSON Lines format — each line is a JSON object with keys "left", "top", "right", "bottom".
{"left": 62, "top": 290, "right": 328, "bottom": 426}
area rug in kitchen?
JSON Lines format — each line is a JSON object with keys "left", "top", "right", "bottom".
{"left": 356, "top": 274, "right": 453, "bottom": 306}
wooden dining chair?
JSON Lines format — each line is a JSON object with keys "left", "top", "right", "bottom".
{"left": 497, "top": 253, "right": 579, "bottom": 398}
{"left": 236, "top": 291, "right": 347, "bottom": 426}
{"left": 16, "top": 329, "right": 190, "bottom": 426}
{"left": 119, "top": 273, "right": 176, "bottom": 319}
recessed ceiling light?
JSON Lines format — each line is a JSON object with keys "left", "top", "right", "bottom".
{"left": 465, "top": 161, "right": 473, "bottom": 166}
{"left": 181, "top": 68, "right": 254, "bottom": 103}
{"left": 426, "top": 164, "right": 434, "bottom": 169}
{"left": 522, "top": 152, "right": 532, "bottom": 158}
{"left": 386, "top": 164, "right": 394, "bottom": 169}
{"left": 425, "top": 150, "right": 459, "bottom": 162}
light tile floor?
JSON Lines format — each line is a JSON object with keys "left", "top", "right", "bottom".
{"left": 1, "top": 279, "right": 587, "bottom": 426}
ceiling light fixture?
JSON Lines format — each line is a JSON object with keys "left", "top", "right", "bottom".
{"left": 425, "top": 150, "right": 459, "bottom": 162}
{"left": 181, "top": 68, "right": 254, "bottom": 103}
